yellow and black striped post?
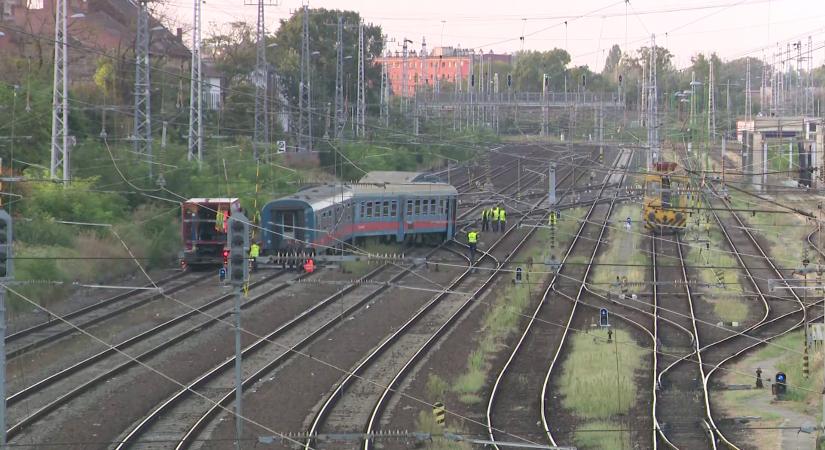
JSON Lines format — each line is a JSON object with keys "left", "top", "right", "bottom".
{"left": 803, "top": 346, "right": 810, "bottom": 378}
{"left": 432, "top": 401, "right": 446, "bottom": 425}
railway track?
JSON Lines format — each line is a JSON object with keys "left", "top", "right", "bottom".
{"left": 654, "top": 147, "right": 807, "bottom": 449}
{"left": 100, "top": 148, "right": 552, "bottom": 449}
{"left": 478, "top": 147, "right": 631, "bottom": 449}
{"left": 697, "top": 191, "right": 806, "bottom": 449}
{"left": 652, "top": 234, "right": 713, "bottom": 449}
{"left": 6, "top": 270, "right": 206, "bottom": 359}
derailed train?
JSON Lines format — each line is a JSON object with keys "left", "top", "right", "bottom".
{"left": 180, "top": 177, "right": 458, "bottom": 267}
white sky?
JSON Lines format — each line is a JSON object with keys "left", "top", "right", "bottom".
{"left": 164, "top": 0, "right": 825, "bottom": 71}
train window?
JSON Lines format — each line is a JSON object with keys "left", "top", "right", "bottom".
{"left": 360, "top": 201, "right": 366, "bottom": 218}
{"left": 407, "top": 200, "right": 413, "bottom": 215}
{"left": 391, "top": 201, "right": 398, "bottom": 217}
{"left": 366, "top": 202, "right": 373, "bottom": 218}
{"left": 428, "top": 199, "right": 435, "bottom": 215}
{"left": 414, "top": 200, "right": 421, "bottom": 215}
{"left": 383, "top": 201, "right": 389, "bottom": 217}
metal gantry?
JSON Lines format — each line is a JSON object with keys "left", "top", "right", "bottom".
{"left": 134, "top": 0, "right": 152, "bottom": 177}
{"left": 252, "top": 0, "right": 272, "bottom": 160}
{"left": 298, "top": 4, "right": 312, "bottom": 152}
{"left": 334, "top": 15, "right": 344, "bottom": 140}
{"left": 646, "top": 34, "right": 659, "bottom": 168}
{"left": 50, "top": 0, "right": 69, "bottom": 184}
{"left": 356, "top": 21, "right": 366, "bottom": 137}
{"left": 187, "top": 0, "right": 203, "bottom": 162}
{"left": 708, "top": 58, "right": 716, "bottom": 144}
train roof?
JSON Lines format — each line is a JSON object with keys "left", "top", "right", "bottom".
{"left": 267, "top": 183, "right": 457, "bottom": 211}
{"left": 360, "top": 171, "right": 425, "bottom": 184}
{"left": 183, "top": 197, "right": 239, "bottom": 205}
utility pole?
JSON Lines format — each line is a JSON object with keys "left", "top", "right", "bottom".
{"left": 0, "top": 209, "right": 13, "bottom": 448}
{"left": 251, "top": 0, "right": 274, "bottom": 161}
{"left": 541, "top": 73, "right": 549, "bottom": 137}
{"left": 187, "top": 0, "right": 203, "bottom": 163}
{"left": 646, "top": 34, "right": 659, "bottom": 168}
{"left": 401, "top": 38, "right": 411, "bottom": 114}
{"left": 745, "top": 57, "right": 752, "bottom": 122}
{"left": 50, "top": 0, "right": 69, "bottom": 184}
{"left": 380, "top": 57, "right": 389, "bottom": 126}
{"left": 356, "top": 21, "right": 366, "bottom": 137}
{"left": 134, "top": 0, "right": 152, "bottom": 178}
{"left": 298, "top": 5, "right": 312, "bottom": 152}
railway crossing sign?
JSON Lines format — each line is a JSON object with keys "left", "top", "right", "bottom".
{"left": 432, "top": 401, "right": 446, "bottom": 425}
{"left": 276, "top": 140, "right": 286, "bottom": 153}
{"left": 599, "top": 308, "right": 609, "bottom": 327}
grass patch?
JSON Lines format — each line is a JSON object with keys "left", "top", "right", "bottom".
{"left": 591, "top": 203, "right": 648, "bottom": 289}
{"left": 426, "top": 374, "right": 450, "bottom": 400}
{"left": 683, "top": 214, "right": 750, "bottom": 323}
{"left": 446, "top": 208, "right": 588, "bottom": 404}
{"left": 726, "top": 191, "right": 809, "bottom": 269}
{"left": 716, "top": 330, "right": 824, "bottom": 447}
{"left": 413, "top": 411, "right": 472, "bottom": 449}
{"left": 558, "top": 328, "right": 647, "bottom": 419}
{"left": 573, "top": 420, "right": 631, "bottom": 450}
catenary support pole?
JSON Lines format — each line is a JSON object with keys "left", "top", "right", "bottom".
{"left": 234, "top": 285, "right": 243, "bottom": 449}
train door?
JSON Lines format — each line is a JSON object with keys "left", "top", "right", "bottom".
{"left": 276, "top": 209, "right": 306, "bottom": 244}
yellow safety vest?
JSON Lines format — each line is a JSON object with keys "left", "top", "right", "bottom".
{"left": 481, "top": 209, "right": 487, "bottom": 220}
{"left": 499, "top": 209, "right": 506, "bottom": 221}
{"left": 491, "top": 208, "right": 500, "bottom": 220}
{"left": 215, "top": 210, "right": 226, "bottom": 232}
{"left": 468, "top": 231, "right": 478, "bottom": 244}
{"left": 249, "top": 244, "right": 260, "bottom": 258}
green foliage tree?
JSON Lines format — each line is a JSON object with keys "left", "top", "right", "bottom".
{"left": 512, "top": 49, "right": 571, "bottom": 91}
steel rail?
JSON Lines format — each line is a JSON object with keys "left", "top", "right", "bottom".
{"left": 361, "top": 164, "right": 591, "bottom": 450}
{"left": 538, "top": 149, "right": 630, "bottom": 448}
{"left": 6, "top": 271, "right": 212, "bottom": 359}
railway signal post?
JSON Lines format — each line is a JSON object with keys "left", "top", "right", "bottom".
{"left": 228, "top": 211, "right": 250, "bottom": 449}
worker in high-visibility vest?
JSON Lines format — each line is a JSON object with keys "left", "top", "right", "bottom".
{"left": 549, "top": 211, "right": 558, "bottom": 226}
{"left": 481, "top": 208, "right": 489, "bottom": 232}
{"left": 491, "top": 206, "right": 500, "bottom": 232}
{"left": 498, "top": 207, "right": 506, "bottom": 232}
{"left": 249, "top": 241, "right": 261, "bottom": 271}
{"left": 467, "top": 230, "right": 479, "bottom": 265}
{"left": 215, "top": 209, "right": 226, "bottom": 232}
{"left": 303, "top": 258, "right": 315, "bottom": 273}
